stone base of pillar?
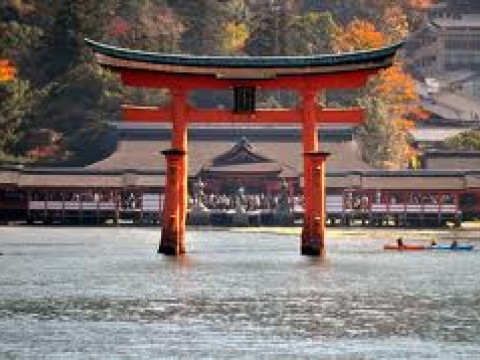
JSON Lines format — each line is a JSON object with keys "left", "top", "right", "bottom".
{"left": 301, "top": 243, "right": 325, "bottom": 257}
{"left": 158, "top": 230, "right": 185, "bottom": 256}
{"left": 301, "top": 233, "right": 325, "bottom": 256}
{"left": 158, "top": 148, "right": 187, "bottom": 256}
{"left": 158, "top": 213, "right": 185, "bottom": 256}
{"left": 300, "top": 224, "right": 325, "bottom": 257}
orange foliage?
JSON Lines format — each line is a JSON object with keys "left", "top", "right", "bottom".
{"left": 333, "top": 19, "right": 386, "bottom": 52}
{"left": 410, "top": 107, "right": 431, "bottom": 121}
{"left": 383, "top": 6, "right": 409, "bottom": 42}
{"left": 0, "top": 59, "right": 16, "bottom": 82}
{"left": 223, "top": 22, "right": 249, "bottom": 54}
{"left": 374, "top": 64, "right": 418, "bottom": 106}
{"left": 408, "top": 0, "right": 432, "bottom": 9}
{"left": 396, "top": 118, "right": 415, "bottom": 131}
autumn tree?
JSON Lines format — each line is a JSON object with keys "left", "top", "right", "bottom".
{"left": 408, "top": 0, "right": 433, "bottom": 9}
{"left": 303, "top": 0, "right": 428, "bottom": 33}
{"left": 105, "top": 2, "right": 184, "bottom": 52}
{"left": 381, "top": 6, "right": 409, "bottom": 42}
{"left": 223, "top": 22, "right": 249, "bottom": 54}
{"left": 333, "top": 19, "right": 386, "bottom": 52}
{"left": 334, "top": 18, "right": 418, "bottom": 169}
{"left": 357, "top": 97, "right": 413, "bottom": 169}
{"left": 0, "top": 59, "right": 16, "bottom": 81}
{"left": 0, "top": 0, "right": 429, "bottom": 165}
{"left": 221, "top": 0, "right": 251, "bottom": 54}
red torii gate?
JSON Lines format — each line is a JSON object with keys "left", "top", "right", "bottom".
{"left": 86, "top": 39, "right": 402, "bottom": 257}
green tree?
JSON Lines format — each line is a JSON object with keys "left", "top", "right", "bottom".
{"left": 357, "top": 96, "right": 412, "bottom": 169}
{"left": 169, "top": 0, "right": 230, "bottom": 55}
{"left": 32, "top": 0, "right": 118, "bottom": 84}
{"left": 444, "top": 130, "right": 480, "bottom": 151}
{"left": 285, "top": 11, "right": 336, "bottom": 55}
{"left": 29, "top": 63, "right": 123, "bottom": 165}
{"left": 245, "top": 0, "right": 298, "bottom": 56}
{"left": 0, "top": 78, "right": 38, "bottom": 162}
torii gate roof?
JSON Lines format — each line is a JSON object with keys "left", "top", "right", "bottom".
{"left": 85, "top": 38, "right": 403, "bottom": 78}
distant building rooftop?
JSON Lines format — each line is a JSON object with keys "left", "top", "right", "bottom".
{"left": 417, "top": 81, "right": 480, "bottom": 123}
{"left": 431, "top": 15, "right": 480, "bottom": 29}
{"left": 88, "top": 127, "right": 372, "bottom": 174}
{"left": 423, "top": 150, "right": 480, "bottom": 170}
{"left": 410, "top": 127, "right": 467, "bottom": 144}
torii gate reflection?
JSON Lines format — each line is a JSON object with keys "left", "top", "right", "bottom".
{"left": 86, "top": 39, "right": 403, "bottom": 257}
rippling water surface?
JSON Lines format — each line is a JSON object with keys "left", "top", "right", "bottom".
{"left": 0, "top": 227, "right": 479, "bottom": 359}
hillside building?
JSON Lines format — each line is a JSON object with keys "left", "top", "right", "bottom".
{"left": 406, "top": 0, "right": 480, "bottom": 79}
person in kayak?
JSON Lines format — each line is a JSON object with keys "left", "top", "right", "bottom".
{"left": 396, "top": 237, "right": 404, "bottom": 247}
{"left": 431, "top": 240, "right": 437, "bottom": 246}
{"left": 451, "top": 240, "right": 458, "bottom": 249}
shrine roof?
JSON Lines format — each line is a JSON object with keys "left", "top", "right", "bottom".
{"left": 87, "top": 135, "right": 373, "bottom": 174}
{"left": 85, "top": 38, "right": 403, "bottom": 75}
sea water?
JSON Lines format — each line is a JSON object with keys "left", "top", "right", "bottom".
{"left": 0, "top": 227, "right": 479, "bottom": 359}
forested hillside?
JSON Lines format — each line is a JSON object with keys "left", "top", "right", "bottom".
{"left": 0, "top": 0, "right": 431, "bottom": 168}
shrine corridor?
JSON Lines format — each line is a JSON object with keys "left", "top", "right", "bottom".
{"left": 0, "top": 227, "right": 479, "bottom": 359}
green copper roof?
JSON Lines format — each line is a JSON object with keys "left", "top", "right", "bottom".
{"left": 85, "top": 38, "right": 404, "bottom": 69}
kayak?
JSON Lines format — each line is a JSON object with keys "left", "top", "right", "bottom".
{"left": 427, "top": 244, "right": 474, "bottom": 251}
{"left": 384, "top": 244, "right": 426, "bottom": 251}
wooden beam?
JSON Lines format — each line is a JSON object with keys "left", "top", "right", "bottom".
{"left": 122, "top": 105, "right": 171, "bottom": 122}
{"left": 120, "top": 69, "right": 374, "bottom": 91}
{"left": 122, "top": 105, "right": 364, "bottom": 124}
{"left": 317, "top": 108, "right": 364, "bottom": 124}
{"left": 187, "top": 108, "right": 302, "bottom": 123}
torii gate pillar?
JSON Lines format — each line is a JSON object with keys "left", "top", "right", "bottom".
{"left": 302, "top": 151, "right": 330, "bottom": 256}
{"left": 158, "top": 90, "right": 189, "bottom": 256}
{"left": 300, "top": 89, "right": 331, "bottom": 256}
{"left": 159, "top": 149, "right": 186, "bottom": 255}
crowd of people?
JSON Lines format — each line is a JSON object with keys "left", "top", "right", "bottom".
{"left": 192, "top": 192, "right": 304, "bottom": 212}
{"left": 30, "top": 191, "right": 142, "bottom": 209}
{"left": 27, "top": 190, "right": 457, "bottom": 212}
{"left": 344, "top": 192, "right": 456, "bottom": 210}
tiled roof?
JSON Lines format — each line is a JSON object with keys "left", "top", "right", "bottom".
{"left": 466, "top": 174, "right": 480, "bottom": 188}
{"left": 417, "top": 81, "right": 480, "bottom": 122}
{"left": 85, "top": 38, "right": 403, "bottom": 70}
{"left": 3, "top": 167, "right": 480, "bottom": 191}
{"left": 409, "top": 127, "right": 467, "bottom": 143}
{"left": 361, "top": 174, "right": 464, "bottom": 190}
{"left": 424, "top": 150, "right": 480, "bottom": 170}
{"left": 88, "top": 137, "right": 373, "bottom": 174}
{"left": 209, "top": 137, "right": 273, "bottom": 166}
{"left": 431, "top": 16, "right": 480, "bottom": 29}
{"left": 0, "top": 168, "right": 166, "bottom": 189}
{"left": 204, "top": 163, "right": 282, "bottom": 175}
{"left": 17, "top": 174, "right": 123, "bottom": 188}
{"left": 0, "top": 170, "right": 19, "bottom": 185}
